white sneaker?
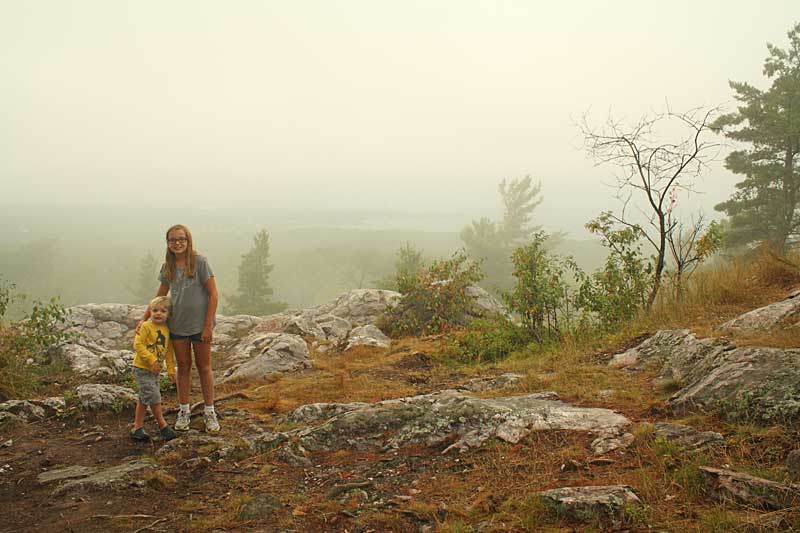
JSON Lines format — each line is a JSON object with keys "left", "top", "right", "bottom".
{"left": 175, "top": 410, "right": 191, "bottom": 431}
{"left": 204, "top": 411, "right": 220, "bottom": 433}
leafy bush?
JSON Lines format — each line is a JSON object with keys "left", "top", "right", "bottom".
{"left": 0, "top": 280, "right": 77, "bottom": 399}
{"left": 503, "top": 232, "right": 579, "bottom": 342}
{"left": 379, "top": 252, "right": 483, "bottom": 336}
{"left": 576, "top": 213, "right": 652, "bottom": 330}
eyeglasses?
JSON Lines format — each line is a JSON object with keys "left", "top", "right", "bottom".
{"left": 167, "top": 237, "right": 188, "bottom": 244}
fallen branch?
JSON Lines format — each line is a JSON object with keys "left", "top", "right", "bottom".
{"left": 92, "top": 514, "right": 158, "bottom": 520}
{"left": 163, "top": 392, "right": 249, "bottom": 416}
{"left": 133, "top": 518, "right": 168, "bottom": 533}
{"left": 326, "top": 480, "right": 374, "bottom": 499}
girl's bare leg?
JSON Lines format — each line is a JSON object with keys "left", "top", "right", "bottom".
{"left": 192, "top": 340, "right": 214, "bottom": 406}
{"left": 173, "top": 339, "right": 193, "bottom": 405}
{"left": 133, "top": 402, "right": 147, "bottom": 429}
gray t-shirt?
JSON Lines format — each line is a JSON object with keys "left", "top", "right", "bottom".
{"left": 159, "top": 254, "right": 214, "bottom": 336}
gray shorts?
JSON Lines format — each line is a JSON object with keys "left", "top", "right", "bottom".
{"left": 133, "top": 367, "right": 162, "bottom": 406}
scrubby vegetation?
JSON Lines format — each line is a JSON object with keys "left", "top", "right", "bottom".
{"left": 0, "top": 279, "right": 75, "bottom": 399}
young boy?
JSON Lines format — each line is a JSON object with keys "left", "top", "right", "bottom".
{"left": 131, "top": 295, "right": 178, "bottom": 442}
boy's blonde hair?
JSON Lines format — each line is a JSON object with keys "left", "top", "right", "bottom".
{"left": 149, "top": 295, "right": 171, "bottom": 313}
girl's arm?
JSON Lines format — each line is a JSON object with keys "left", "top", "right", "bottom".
{"left": 201, "top": 277, "right": 218, "bottom": 343}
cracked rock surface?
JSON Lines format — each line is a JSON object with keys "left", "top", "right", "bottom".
{"left": 274, "top": 390, "right": 631, "bottom": 455}
{"left": 610, "top": 329, "right": 800, "bottom": 422}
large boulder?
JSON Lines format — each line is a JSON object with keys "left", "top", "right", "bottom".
{"left": 611, "top": 329, "right": 800, "bottom": 423}
{"left": 76, "top": 384, "right": 137, "bottom": 411}
{"left": 62, "top": 304, "right": 145, "bottom": 348}
{"left": 306, "top": 289, "right": 401, "bottom": 327}
{"left": 0, "top": 400, "right": 46, "bottom": 422}
{"left": 60, "top": 341, "right": 133, "bottom": 380}
{"left": 719, "top": 289, "right": 800, "bottom": 333}
{"left": 464, "top": 285, "right": 511, "bottom": 319}
{"left": 345, "top": 324, "right": 391, "bottom": 350}
{"left": 221, "top": 333, "right": 311, "bottom": 382}
{"left": 212, "top": 314, "right": 264, "bottom": 345}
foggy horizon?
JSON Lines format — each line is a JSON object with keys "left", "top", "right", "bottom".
{"left": 2, "top": 2, "right": 798, "bottom": 237}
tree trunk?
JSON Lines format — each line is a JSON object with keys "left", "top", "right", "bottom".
{"left": 647, "top": 214, "right": 667, "bottom": 310}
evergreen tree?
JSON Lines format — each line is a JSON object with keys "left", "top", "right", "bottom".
{"left": 127, "top": 252, "right": 158, "bottom": 304}
{"left": 226, "top": 229, "right": 287, "bottom": 316}
{"left": 461, "top": 175, "right": 542, "bottom": 292}
{"left": 713, "top": 22, "right": 800, "bottom": 250}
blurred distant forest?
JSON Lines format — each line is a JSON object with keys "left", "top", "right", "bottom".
{"left": 0, "top": 203, "right": 606, "bottom": 319}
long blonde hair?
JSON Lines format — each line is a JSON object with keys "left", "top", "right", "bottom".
{"left": 163, "top": 224, "right": 197, "bottom": 281}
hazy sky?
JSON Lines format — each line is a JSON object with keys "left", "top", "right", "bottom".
{"left": 1, "top": 1, "right": 797, "bottom": 235}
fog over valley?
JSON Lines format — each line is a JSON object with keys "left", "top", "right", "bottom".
{"left": 1, "top": 1, "right": 797, "bottom": 315}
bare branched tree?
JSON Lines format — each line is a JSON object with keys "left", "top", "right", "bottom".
{"left": 665, "top": 213, "right": 722, "bottom": 299}
{"left": 579, "top": 106, "right": 723, "bottom": 308}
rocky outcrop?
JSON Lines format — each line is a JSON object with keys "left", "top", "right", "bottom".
{"left": 610, "top": 329, "right": 800, "bottom": 423}
{"left": 719, "top": 289, "right": 800, "bottom": 333}
{"left": 221, "top": 333, "right": 311, "bottom": 382}
{"left": 60, "top": 342, "right": 133, "bottom": 380}
{"left": 306, "top": 289, "right": 401, "bottom": 327}
{"left": 76, "top": 384, "right": 137, "bottom": 411}
{"left": 699, "top": 466, "right": 800, "bottom": 510}
{"left": 538, "top": 485, "right": 642, "bottom": 522}
{"left": 0, "top": 400, "right": 46, "bottom": 422}
{"left": 281, "top": 390, "right": 631, "bottom": 455}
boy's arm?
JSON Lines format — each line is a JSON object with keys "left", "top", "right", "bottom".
{"left": 133, "top": 323, "right": 157, "bottom": 370}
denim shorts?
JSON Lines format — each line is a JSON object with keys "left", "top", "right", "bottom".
{"left": 133, "top": 367, "right": 161, "bottom": 406}
{"left": 171, "top": 331, "right": 204, "bottom": 342}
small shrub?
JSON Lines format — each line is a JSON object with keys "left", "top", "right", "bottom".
{"left": 0, "top": 282, "right": 78, "bottom": 399}
{"left": 143, "top": 470, "right": 177, "bottom": 490}
{"left": 504, "top": 231, "right": 580, "bottom": 342}
{"left": 379, "top": 251, "right": 484, "bottom": 336}
{"left": 576, "top": 213, "right": 652, "bottom": 330}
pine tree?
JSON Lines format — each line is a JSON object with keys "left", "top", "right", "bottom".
{"left": 226, "top": 229, "right": 287, "bottom": 316}
{"left": 127, "top": 253, "right": 158, "bottom": 304}
{"left": 461, "top": 175, "right": 542, "bottom": 292}
{"left": 713, "top": 22, "right": 800, "bottom": 250}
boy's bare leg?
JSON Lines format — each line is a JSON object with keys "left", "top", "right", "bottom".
{"left": 151, "top": 403, "right": 168, "bottom": 429}
{"left": 133, "top": 401, "right": 147, "bottom": 429}
{"left": 193, "top": 341, "right": 215, "bottom": 407}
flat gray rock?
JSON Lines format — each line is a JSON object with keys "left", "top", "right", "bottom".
{"left": 538, "top": 485, "right": 642, "bottom": 522}
{"left": 50, "top": 458, "right": 156, "bottom": 495}
{"left": 282, "top": 390, "right": 631, "bottom": 455}
{"left": 37, "top": 465, "right": 99, "bottom": 484}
